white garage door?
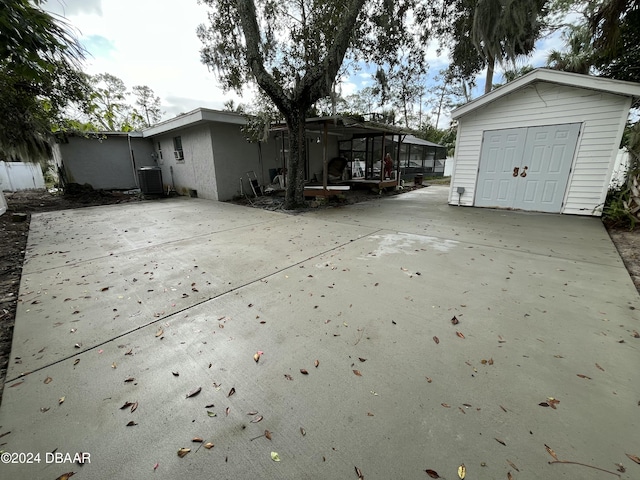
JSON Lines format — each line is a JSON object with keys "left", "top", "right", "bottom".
{"left": 475, "top": 123, "right": 581, "bottom": 213}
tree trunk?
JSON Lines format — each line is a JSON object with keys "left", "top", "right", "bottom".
{"left": 484, "top": 55, "right": 495, "bottom": 94}
{"left": 283, "top": 107, "right": 307, "bottom": 209}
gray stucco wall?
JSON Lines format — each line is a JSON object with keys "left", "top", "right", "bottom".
{"left": 59, "top": 135, "right": 155, "bottom": 189}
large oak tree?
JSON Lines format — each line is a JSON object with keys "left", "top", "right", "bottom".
{"left": 197, "top": 0, "right": 415, "bottom": 209}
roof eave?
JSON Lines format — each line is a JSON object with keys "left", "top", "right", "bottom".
{"left": 451, "top": 68, "right": 640, "bottom": 120}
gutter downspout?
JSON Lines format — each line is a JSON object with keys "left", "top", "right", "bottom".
{"left": 127, "top": 133, "right": 139, "bottom": 188}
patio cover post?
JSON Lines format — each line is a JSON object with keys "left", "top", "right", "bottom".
{"left": 380, "top": 132, "right": 386, "bottom": 181}
{"left": 322, "top": 121, "right": 328, "bottom": 190}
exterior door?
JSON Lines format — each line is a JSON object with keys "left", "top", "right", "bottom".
{"left": 475, "top": 123, "right": 581, "bottom": 213}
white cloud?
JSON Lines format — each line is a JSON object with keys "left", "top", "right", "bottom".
{"left": 45, "top": 0, "right": 102, "bottom": 16}
{"left": 44, "top": 0, "right": 248, "bottom": 121}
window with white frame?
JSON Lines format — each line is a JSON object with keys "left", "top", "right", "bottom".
{"left": 173, "top": 136, "right": 184, "bottom": 161}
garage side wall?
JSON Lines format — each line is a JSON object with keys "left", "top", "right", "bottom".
{"left": 450, "top": 83, "right": 631, "bottom": 215}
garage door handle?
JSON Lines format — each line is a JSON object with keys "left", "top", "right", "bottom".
{"left": 513, "top": 167, "right": 519, "bottom": 177}
{"left": 520, "top": 166, "right": 528, "bottom": 177}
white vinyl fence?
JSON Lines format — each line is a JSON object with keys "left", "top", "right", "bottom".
{"left": 0, "top": 161, "right": 45, "bottom": 191}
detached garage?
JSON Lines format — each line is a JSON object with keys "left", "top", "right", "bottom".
{"left": 449, "top": 68, "right": 640, "bottom": 216}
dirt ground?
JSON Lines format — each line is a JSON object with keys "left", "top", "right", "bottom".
{"left": 1, "top": 187, "right": 639, "bottom": 405}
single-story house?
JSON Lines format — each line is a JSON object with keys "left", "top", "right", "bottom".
{"left": 53, "top": 109, "right": 446, "bottom": 201}
{"left": 449, "top": 68, "right": 640, "bottom": 216}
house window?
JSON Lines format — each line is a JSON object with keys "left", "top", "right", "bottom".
{"left": 157, "top": 142, "right": 163, "bottom": 160}
{"left": 173, "top": 136, "right": 184, "bottom": 161}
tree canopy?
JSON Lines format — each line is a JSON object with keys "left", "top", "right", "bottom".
{"left": 198, "top": 0, "right": 417, "bottom": 208}
{"left": 0, "top": 0, "right": 90, "bottom": 160}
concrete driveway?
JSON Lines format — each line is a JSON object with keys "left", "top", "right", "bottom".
{"left": 1, "top": 186, "right": 638, "bottom": 480}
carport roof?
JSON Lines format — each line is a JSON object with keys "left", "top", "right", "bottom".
{"left": 271, "top": 115, "right": 414, "bottom": 138}
{"left": 452, "top": 68, "right": 640, "bottom": 120}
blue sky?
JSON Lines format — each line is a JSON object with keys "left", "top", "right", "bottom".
{"left": 44, "top": 0, "right": 566, "bottom": 127}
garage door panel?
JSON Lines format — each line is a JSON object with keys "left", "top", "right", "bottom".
{"left": 475, "top": 128, "right": 526, "bottom": 207}
{"left": 476, "top": 124, "right": 581, "bottom": 212}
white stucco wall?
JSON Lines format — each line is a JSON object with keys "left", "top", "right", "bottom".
{"left": 155, "top": 125, "right": 216, "bottom": 199}
{"left": 450, "top": 82, "right": 631, "bottom": 215}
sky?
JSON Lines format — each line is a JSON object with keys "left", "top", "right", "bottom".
{"left": 43, "top": 0, "right": 565, "bottom": 128}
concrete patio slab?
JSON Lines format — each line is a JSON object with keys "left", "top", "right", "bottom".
{"left": 1, "top": 186, "right": 638, "bottom": 480}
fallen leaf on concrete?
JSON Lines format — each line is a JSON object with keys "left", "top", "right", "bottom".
{"left": 539, "top": 402, "right": 549, "bottom": 407}
{"left": 433, "top": 336, "right": 440, "bottom": 344}
{"left": 271, "top": 452, "right": 280, "bottom": 462}
{"left": 155, "top": 328, "right": 163, "bottom": 337}
{"left": 58, "top": 396, "right": 65, "bottom": 405}
{"left": 495, "top": 438, "right": 506, "bottom": 446}
{"left": 500, "top": 405, "right": 508, "bottom": 412}
{"left": 425, "top": 469, "right": 441, "bottom": 478}
{"left": 507, "top": 460, "right": 519, "bottom": 471}
{"left": 426, "top": 377, "right": 432, "bottom": 383}
{"left": 456, "top": 331, "right": 465, "bottom": 339}
{"left": 353, "top": 370, "right": 362, "bottom": 376}
{"left": 207, "top": 411, "right": 217, "bottom": 417}
{"left": 451, "top": 316, "right": 459, "bottom": 325}
{"left": 73, "top": 359, "right": 80, "bottom": 366}
{"left": 355, "top": 466, "right": 364, "bottom": 479}
{"left": 131, "top": 401, "right": 138, "bottom": 413}
{"left": 44, "top": 376, "right": 52, "bottom": 384}
{"left": 153, "top": 462, "right": 159, "bottom": 471}
{"left": 40, "top": 407, "right": 50, "bottom": 413}
{"left": 250, "top": 415, "right": 263, "bottom": 423}
{"left": 300, "top": 369, "right": 309, "bottom": 375}
{"left": 172, "top": 371, "right": 179, "bottom": 377}
{"left": 545, "top": 444, "right": 559, "bottom": 461}
{"left": 124, "top": 377, "right": 135, "bottom": 383}
{"left": 626, "top": 454, "right": 640, "bottom": 464}
{"left": 616, "top": 463, "right": 625, "bottom": 472}
{"left": 111, "top": 362, "right": 117, "bottom": 369}
{"left": 126, "top": 421, "right": 137, "bottom": 426}
{"left": 632, "top": 330, "right": 640, "bottom": 338}
{"left": 300, "top": 427, "right": 306, "bottom": 436}
{"left": 186, "top": 387, "right": 201, "bottom": 398}
{"left": 367, "top": 412, "right": 374, "bottom": 416}
{"left": 507, "top": 472, "right": 513, "bottom": 480}
{"left": 315, "top": 359, "right": 319, "bottom": 368}
{"left": 177, "top": 448, "right": 190, "bottom": 458}
{"left": 228, "top": 387, "right": 236, "bottom": 397}
{"left": 192, "top": 437, "right": 203, "bottom": 442}
{"left": 595, "top": 363, "right": 605, "bottom": 371}
{"left": 120, "top": 401, "right": 133, "bottom": 410}
{"left": 55, "top": 472, "right": 75, "bottom": 480}
{"left": 204, "top": 442, "right": 214, "bottom": 449}
{"left": 441, "top": 403, "right": 451, "bottom": 408}
{"left": 577, "top": 374, "right": 591, "bottom": 380}
{"left": 254, "top": 352, "right": 261, "bottom": 363}
{"left": 358, "top": 357, "right": 367, "bottom": 362}
{"left": 100, "top": 287, "right": 109, "bottom": 292}
{"left": 265, "top": 430, "right": 272, "bottom": 440}
{"left": 284, "top": 374, "right": 293, "bottom": 381}
{"left": 547, "top": 397, "right": 560, "bottom": 409}
{"left": 458, "top": 463, "right": 466, "bottom": 479}
{"left": 225, "top": 407, "right": 230, "bottom": 416}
